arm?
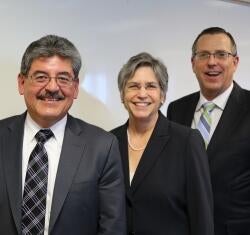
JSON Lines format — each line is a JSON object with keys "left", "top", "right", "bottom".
{"left": 186, "top": 130, "right": 214, "bottom": 235}
{"left": 98, "top": 136, "right": 126, "bottom": 235}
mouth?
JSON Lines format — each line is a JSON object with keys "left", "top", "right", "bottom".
{"left": 204, "top": 71, "right": 222, "bottom": 77}
{"left": 41, "top": 98, "right": 64, "bottom": 102}
{"left": 133, "top": 102, "right": 151, "bottom": 107}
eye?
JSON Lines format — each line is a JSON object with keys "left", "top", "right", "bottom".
{"left": 34, "top": 75, "right": 49, "bottom": 82}
{"left": 216, "top": 51, "right": 228, "bottom": 59}
{"left": 127, "top": 84, "right": 140, "bottom": 90}
{"left": 146, "top": 83, "right": 159, "bottom": 90}
{"left": 197, "top": 52, "right": 209, "bottom": 59}
{"left": 57, "top": 76, "right": 70, "bottom": 82}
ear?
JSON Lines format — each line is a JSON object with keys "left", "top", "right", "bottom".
{"left": 120, "top": 92, "right": 124, "bottom": 103}
{"left": 191, "top": 57, "right": 195, "bottom": 72}
{"left": 18, "top": 73, "right": 25, "bottom": 95}
{"left": 160, "top": 92, "right": 166, "bottom": 105}
{"left": 73, "top": 78, "right": 79, "bottom": 99}
{"left": 233, "top": 55, "right": 239, "bottom": 67}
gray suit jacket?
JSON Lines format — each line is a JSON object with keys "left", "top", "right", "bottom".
{"left": 0, "top": 113, "right": 126, "bottom": 235}
{"left": 167, "top": 82, "right": 250, "bottom": 235}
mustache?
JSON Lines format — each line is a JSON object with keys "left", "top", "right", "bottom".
{"left": 37, "top": 92, "right": 65, "bottom": 100}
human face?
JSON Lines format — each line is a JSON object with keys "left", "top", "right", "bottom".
{"left": 123, "top": 66, "right": 164, "bottom": 123}
{"left": 192, "top": 34, "right": 239, "bottom": 100}
{"left": 18, "top": 55, "right": 79, "bottom": 128}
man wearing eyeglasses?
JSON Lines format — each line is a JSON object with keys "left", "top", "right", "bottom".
{"left": 167, "top": 27, "right": 250, "bottom": 235}
{"left": 0, "top": 35, "right": 126, "bottom": 235}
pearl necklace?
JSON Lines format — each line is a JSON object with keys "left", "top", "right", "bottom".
{"left": 127, "top": 129, "right": 146, "bottom": 151}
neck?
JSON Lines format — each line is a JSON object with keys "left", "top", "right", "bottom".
{"left": 128, "top": 112, "right": 158, "bottom": 134}
{"left": 127, "top": 113, "right": 158, "bottom": 151}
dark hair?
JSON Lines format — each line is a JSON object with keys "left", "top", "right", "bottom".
{"left": 192, "top": 27, "right": 237, "bottom": 57}
{"left": 20, "top": 35, "right": 81, "bottom": 78}
{"left": 118, "top": 52, "right": 168, "bottom": 99}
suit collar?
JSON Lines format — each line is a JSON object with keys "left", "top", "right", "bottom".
{"left": 185, "top": 92, "right": 200, "bottom": 126}
{"left": 207, "top": 82, "right": 247, "bottom": 153}
{"left": 116, "top": 112, "right": 170, "bottom": 195}
{"left": 131, "top": 112, "right": 170, "bottom": 194}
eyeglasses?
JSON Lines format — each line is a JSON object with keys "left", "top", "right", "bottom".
{"left": 194, "top": 51, "right": 236, "bottom": 61}
{"left": 126, "top": 82, "right": 161, "bottom": 92}
{"left": 28, "top": 74, "right": 75, "bottom": 87}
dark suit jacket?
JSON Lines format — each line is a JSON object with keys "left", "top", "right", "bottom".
{"left": 111, "top": 112, "right": 214, "bottom": 235}
{"left": 0, "top": 113, "right": 126, "bottom": 235}
{"left": 167, "top": 82, "right": 250, "bottom": 235}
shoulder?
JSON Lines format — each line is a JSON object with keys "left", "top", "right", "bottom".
{"left": 168, "top": 119, "right": 201, "bottom": 140}
{"left": 168, "top": 92, "right": 199, "bottom": 108}
{"left": 68, "top": 115, "right": 117, "bottom": 142}
{"left": 0, "top": 114, "right": 25, "bottom": 132}
{"left": 157, "top": 113, "right": 202, "bottom": 143}
{"left": 110, "top": 124, "right": 126, "bottom": 138}
{"left": 233, "top": 82, "right": 250, "bottom": 99}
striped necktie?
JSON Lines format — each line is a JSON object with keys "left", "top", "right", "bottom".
{"left": 197, "top": 102, "right": 216, "bottom": 148}
{"left": 22, "top": 129, "right": 53, "bottom": 235}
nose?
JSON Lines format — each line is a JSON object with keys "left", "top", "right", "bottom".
{"left": 45, "top": 77, "right": 60, "bottom": 91}
{"left": 137, "top": 86, "right": 147, "bottom": 97}
{"left": 207, "top": 54, "right": 217, "bottom": 65}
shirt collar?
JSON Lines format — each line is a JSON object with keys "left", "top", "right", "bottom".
{"left": 25, "top": 113, "right": 67, "bottom": 143}
{"left": 196, "top": 82, "right": 234, "bottom": 112}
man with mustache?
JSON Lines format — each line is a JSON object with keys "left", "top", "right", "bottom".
{"left": 0, "top": 35, "right": 126, "bottom": 235}
{"left": 167, "top": 27, "right": 250, "bottom": 235}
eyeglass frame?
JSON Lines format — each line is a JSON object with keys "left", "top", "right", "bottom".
{"left": 125, "top": 81, "right": 162, "bottom": 92}
{"left": 25, "top": 73, "right": 77, "bottom": 87}
{"left": 193, "top": 50, "right": 237, "bottom": 61}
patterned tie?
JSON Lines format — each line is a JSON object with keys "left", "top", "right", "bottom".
{"left": 22, "top": 129, "right": 53, "bottom": 235}
{"left": 197, "top": 102, "right": 216, "bottom": 148}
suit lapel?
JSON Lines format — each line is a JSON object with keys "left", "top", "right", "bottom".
{"left": 208, "top": 83, "right": 247, "bottom": 155}
{"left": 184, "top": 92, "right": 200, "bottom": 126}
{"left": 49, "top": 116, "right": 87, "bottom": 232}
{"left": 131, "top": 113, "right": 170, "bottom": 195}
{"left": 115, "top": 123, "right": 133, "bottom": 201}
{"left": 2, "top": 114, "right": 26, "bottom": 233}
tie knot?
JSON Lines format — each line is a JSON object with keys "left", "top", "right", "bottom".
{"left": 35, "top": 129, "right": 54, "bottom": 143}
{"left": 202, "top": 102, "right": 216, "bottom": 113}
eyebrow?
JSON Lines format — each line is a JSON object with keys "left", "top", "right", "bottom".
{"left": 31, "top": 71, "right": 72, "bottom": 76}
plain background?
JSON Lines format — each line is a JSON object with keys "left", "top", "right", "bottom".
{"left": 0, "top": 0, "right": 249, "bottom": 130}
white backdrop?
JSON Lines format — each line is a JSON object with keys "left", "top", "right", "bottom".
{"left": 1, "top": 0, "right": 250, "bottom": 130}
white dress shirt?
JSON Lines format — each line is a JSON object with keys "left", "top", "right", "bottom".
{"left": 22, "top": 113, "right": 67, "bottom": 235}
{"left": 192, "top": 82, "right": 234, "bottom": 141}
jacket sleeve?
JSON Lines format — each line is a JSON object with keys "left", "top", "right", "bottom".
{"left": 98, "top": 136, "right": 126, "bottom": 235}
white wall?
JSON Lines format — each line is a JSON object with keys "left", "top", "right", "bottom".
{"left": 1, "top": 0, "right": 250, "bottom": 130}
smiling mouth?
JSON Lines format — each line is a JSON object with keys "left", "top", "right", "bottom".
{"left": 41, "top": 98, "right": 64, "bottom": 101}
{"left": 133, "top": 102, "right": 150, "bottom": 107}
{"left": 205, "top": 71, "right": 222, "bottom": 77}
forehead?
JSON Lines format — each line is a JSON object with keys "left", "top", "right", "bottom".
{"left": 29, "top": 55, "right": 73, "bottom": 72}
{"left": 196, "top": 33, "right": 232, "bottom": 52}
{"left": 129, "top": 66, "right": 158, "bottom": 82}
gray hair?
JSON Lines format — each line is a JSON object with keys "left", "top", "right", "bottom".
{"left": 118, "top": 52, "right": 168, "bottom": 99}
{"left": 192, "top": 27, "right": 237, "bottom": 57}
{"left": 20, "top": 35, "right": 82, "bottom": 78}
